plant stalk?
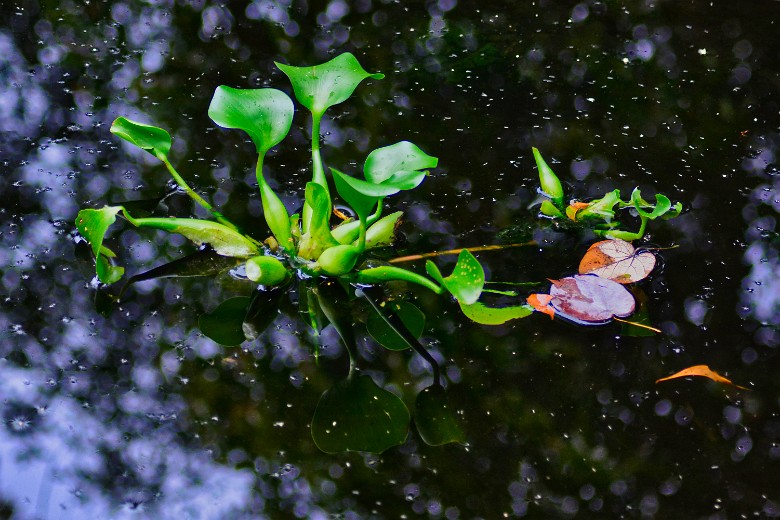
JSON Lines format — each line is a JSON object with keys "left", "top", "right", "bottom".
{"left": 159, "top": 156, "right": 237, "bottom": 231}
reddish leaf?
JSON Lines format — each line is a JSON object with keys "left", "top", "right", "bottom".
{"left": 548, "top": 274, "right": 635, "bottom": 324}
{"left": 527, "top": 293, "right": 555, "bottom": 319}
{"left": 656, "top": 365, "right": 749, "bottom": 390}
{"left": 579, "top": 239, "right": 655, "bottom": 284}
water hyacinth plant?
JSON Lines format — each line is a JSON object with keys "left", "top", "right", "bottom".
{"left": 75, "top": 53, "right": 684, "bottom": 453}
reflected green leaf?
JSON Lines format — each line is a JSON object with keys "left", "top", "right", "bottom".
{"left": 243, "top": 286, "right": 284, "bottom": 341}
{"left": 426, "top": 249, "right": 485, "bottom": 305}
{"left": 364, "top": 141, "right": 438, "bottom": 185}
{"left": 414, "top": 385, "right": 466, "bottom": 446}
{"left": 275, "top": 52, "right": 384, "bottom": 117}
{"left": 208, "top": 86, "right": 293, "bottom": 154}
{"left": 458, "top": 301, "right": 533, "bottom": 325}
{"left": 110, "top": 117, "right": 171, "bottom": 160}
{"left": 311, "top": 375, "right": 410, "bottom": 453}
{"left": 199, "top": 296, "right": 250, "bottom": 346}
{"left": 367, "top": 301, "right": 425, "bottom": 351}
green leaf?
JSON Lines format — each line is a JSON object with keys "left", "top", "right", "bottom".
{"left": 364, "top": 141, "right": 438, "bottom": 185}
{"left": 297, "top": 183, "right": 340, "bottom": 260}
{"left": 362, "top": 211, "right": 403, "bottom": 249}
{"left": 311, "top": 375, "right": 410, "bottom": 453}
{"left": 132, "top": 217, "right": 259, "bottom": 258}
{"left": 199, "top": 296, "right": 250, "bottom": 346}
{"left": 317, "top": 244, "right": 362, "bottom": 276}
{"left": 425, "top": 250, "right": 485, "bottom": 305}
{"left": 275, "top": 52, "right": 384, "bottom": 117}
{"left": 458, "top": 301, "right": 533, "bottom": 325}
{"left": 367, "top": 301, "right": 425, "bottom": 351}
{"left": 110, "top": 117, "right": 171, "bottom": 160}
{"left": 630, "top": 188, "right": 673, "bottom": 220}
{"left": 414, "top": 385, "right": 466, "bottom": 446}
{"left": 332, "top": 168, "right": 397, "bottom": 222}
{"left": 532, "top": 147, "right": 564, "bottom": 206}
{"left": 577, "top": 189, "right": 622, "bottom": 222}
{"left": 208, "top": 86, "right": 293, "bottom": 154}
{"left": 75, "top": 206, "right": 125, "bottom": 284}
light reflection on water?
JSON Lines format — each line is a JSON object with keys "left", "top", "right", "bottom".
{"left": 2, "top": 0, "right": 780, "bottom": 518}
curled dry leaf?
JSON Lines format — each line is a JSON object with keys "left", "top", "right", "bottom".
{"left": 579, "top": 239, "right": 656, "bottom": 284}
{"left": 656, "top": 365, "right": 749, "bottom": 390}
{"left": 527, "top": 293, "right": 555, "bottom": 319}
{"left": 548, "top": 274, "right": 635, "bottom": 325}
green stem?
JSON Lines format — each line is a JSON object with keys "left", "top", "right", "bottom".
{"left": 357, "top": 217, "right": 367, "bottom": 251}
{"left": 303, "top": 113, "right": 328, "bottom": 234}
{"left": 158, "top": 155, "right": 238, "bottom": 231}
{"left": 354, "top": 266, "right": 444, "bottom": 294}
{"left": 256, "top": 154, "right": 293, "bottom": 253}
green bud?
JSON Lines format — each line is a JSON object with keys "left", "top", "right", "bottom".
{"left": 532, "top": 147, "right": 564, "bottom": 204}
{"left": 246, "top": 255, "right": 289, "bottom": 286}
{"left": 317, "top": 244, "right": 362, "bottom": 276}
{"left": 361, "top": 211, "right": 403, "bottom": 249}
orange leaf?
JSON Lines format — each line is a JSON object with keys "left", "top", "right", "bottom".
{"left": 527, "top": 293, "right": 555, "bottom": 319}
{"left": 655, "top": 365, "right": 749, "bottom": 390}
{"left": 565, "top": 201, "right": 591, "bottom": 221}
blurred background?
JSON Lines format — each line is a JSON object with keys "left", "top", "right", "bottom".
{"left": 1, "top": 0, "right": 780, "bottom": 517}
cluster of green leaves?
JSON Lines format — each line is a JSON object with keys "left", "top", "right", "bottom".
{"left": 532, "top": 148, "right": 683, "bottom": 240}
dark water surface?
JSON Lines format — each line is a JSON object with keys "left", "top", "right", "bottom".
{"left": 3, "top": 0, "right": 780, "bottom": 518}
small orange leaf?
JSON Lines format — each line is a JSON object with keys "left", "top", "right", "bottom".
{"left": 527, "top": 293, "right": 555, "bottom": 319}
{"left": 656, "top": 365, "right": 749, "bottom": 390}
{"left": 565, "top": 201, "right": 590, "bottom": 221}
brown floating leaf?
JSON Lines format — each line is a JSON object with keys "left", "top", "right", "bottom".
{"left": 656, "top": 365, "right": 749, "bottom": 390}
{"left": 549, "top": 274, "right": 635, "bottom": 325}
{"left": 579, "top": 239, "right": 656, "bottom": 284}
{"left": 527, "top": 293, "right": 555, "bottom": 319}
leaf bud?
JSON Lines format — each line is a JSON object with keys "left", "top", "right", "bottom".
{"left": 317, "top": 245, "right": 362, "bottom": 276}
{"left": 532, "top": 147, "right": 564, "bottom": 204}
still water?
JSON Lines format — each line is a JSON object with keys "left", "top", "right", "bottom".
{"left": 2, "top": 0, "right": 780, "bottom": 518}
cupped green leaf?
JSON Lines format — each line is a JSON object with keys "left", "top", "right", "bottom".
{"left": 367, "top": 300, "right": 425, "bottom": 351}
{"left": 208, "top": 86, "right": 293, "bottom": 154}
{"left": 362, "top": 211, "right": 403, "bottom": 249}
{"left": 540, "top": 200, "right": 564, "bottom": 217}
{"left": 379, "top": 170, "right": 429, "bottom": 191}
{"left": 414, "top": 385, "right": 466, "bottom": 446}
{"left": 332, "top": 168, "right": 398, "bottom": 221}
{"left": 425, "top": 250, "right": 485, "bottom": 305}
{"left": 532, "top": 147, "right": 564, "bottom": 205}
{"left": 75, "top": 206, "right": 125, "bottom": 284}
{"left": 199, "top": 296, "right": 251, "bottom": 346}
{"left": 132, "top": 217, "right": 259, "bottom": 258}
{"left": 275, "top": 52, "right": 384, "bottom": 116}
{"left": 458, "top": 301, "right": 533, "bottom": 325}
{"left": 317, "top": 244, "right": 362, "bottom": 276}
{"left": 110, "top": 117, "right": 171, "bottom": 159}
{"left": 311, "top": 375, "right": 410, "bottom": 453}
{"left": 364, "top": 141, "right": 438, "bottom": 184}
